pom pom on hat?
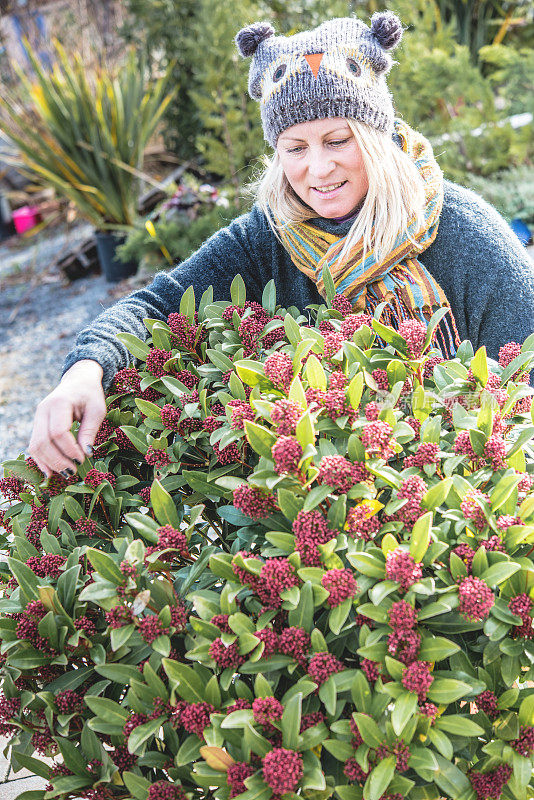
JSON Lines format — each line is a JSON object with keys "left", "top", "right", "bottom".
{"left": 235, "top": 22, "right": 275, "bottom": 58}
{"left": 370, "top": 11, "right": 403, "bottom": 50}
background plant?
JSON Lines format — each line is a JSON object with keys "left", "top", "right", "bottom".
{"left": 0, "top": 44, "right": 176, "bottom": 229}
{"left": 1, "top": 275, "right": 534, "bottom": 800}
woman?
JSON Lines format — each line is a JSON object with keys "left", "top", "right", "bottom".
{"left": 28, "top": 12, "right": 534, "bottom": 478}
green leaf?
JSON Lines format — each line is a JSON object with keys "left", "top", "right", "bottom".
{"left": 391, "top": 692, "right": 418, "bottom": 735}
{"left": 277, "top": 488, "right": 304, "bottom": 522}
{"left": 432, "top": 753, "right": 471, "bottom": 799}
{"left": 116, "top": 332, "right": 150, "bottom": 361}
{"left": 364, "top": 755, "right": 396, "bottom": 800}
{"left": 418, "top": 636, "right": 460, "bottom": 662}
{"left": 119, "top": 425, "right": 148, "bottom": 453}
{"left": 84, "top": 696, "right": 128, "bottom": 725}
{"left": 352, "top": 712, "right": 383, "bottom": 748}
{"left": 328, "top": 598, "right": 352, "bottom": 635}
{"left": 86, "top": 548, "right": 123, "bottom": 585}
{"left": 244, "top": 420, "right": 277, "bottom": 459}
{"left": 288, "top": 581, "right": 314, "bottom": 632}
{"left": 128, "top": 716, "right": 165, "bottom": 755}
{"left": 281, "top": 691, "right": 302, "bottom": 748}
{"left": 347, "top": 372, "right": 364, "bottom": 410}
{"left": 507, "top": 426, "right": 534, "bottom": 457}
{"left": 427, "top": 678, "right": 472, "bottom": 704}
{"left": 518, "top": 694, "right": 534, "bottom": 725}
{"left": 409, "top": 511, "right": 433, "bottom": 563}
{"left": 305, "top": 355, "right": 327, "bottom": 391}
{"left": 296, "top": 410, "right": 315, "bottom": 451}
{"left": 207, "top": 349, "right": 234, "bottom": 373}
{"left": 175, "top": 734, "right": 202, "bottom": 766}
{"left": 7, "top": 557, "right": 38, "bottom": 602}
{"left": 95, "top": 664, "right": 141, "bottom": 683}
{"left": 150, "top": 479, "right": 180, "bottom": 527}
{"left": 479, "top": 562, "right": 521, "bottom": 585}
{"left": 470, "top": 346, "right": 489, "bottom": 386}
{"left": 123, "top": 770, "right": 151, "bottom": 800}
{"left": 162, "top": 659, "right": 206, "bottom": 703}
{"left": 435, "top": 716, "right": 485, "bottom": 736}
{"left": 422, "top": 478, "right": 453, "bottom": 511}
{"left": 179, "top": 284, "right": 196, "bottom": 322}
{"left": 262, "top": 279, "right": 277, "bottom": 315}
{"left": 11, "top": 752, "right": 52, "bottom": 779}
{"left": 230, "top": 274, "right": 246, "bottom": 307}
{"left": 135, "top": 398, "right": 164, "bottom": 421}
{"left": 323, "top": 264, "right": 336, "bottom": 305}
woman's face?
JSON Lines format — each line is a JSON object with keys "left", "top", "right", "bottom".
{"left": 276, "top": 117, "right": 369, "bottom": 218}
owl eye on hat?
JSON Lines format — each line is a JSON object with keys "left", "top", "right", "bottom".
{"left": 235, "top": 12, "right": 403, "bottom": 148}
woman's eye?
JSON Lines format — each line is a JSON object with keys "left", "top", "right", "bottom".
{"left": 329, "top": 139, "right": 350, "bottom": 146}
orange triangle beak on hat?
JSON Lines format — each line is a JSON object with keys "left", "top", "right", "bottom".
{"left": 304, "top": 52, "right": 324, "bottom": 78}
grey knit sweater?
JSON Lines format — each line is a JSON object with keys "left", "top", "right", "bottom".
{"left": 63, "top": 180, "right": 534, "bottom": 389}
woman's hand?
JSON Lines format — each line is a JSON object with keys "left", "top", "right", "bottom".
{"left": 29, "top": 360, "right": 107, "bottom": 479}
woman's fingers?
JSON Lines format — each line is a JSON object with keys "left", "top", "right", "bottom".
{"left": 28, "top": 360, "right": 105, "bottom": 477}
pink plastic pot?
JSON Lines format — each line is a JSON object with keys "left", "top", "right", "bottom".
{"left": 12, "top": 205, "right": 42, "bottom": 234}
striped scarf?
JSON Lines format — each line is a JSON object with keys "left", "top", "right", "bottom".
{"left": 272, "top": 119, "right": 460, "bottom": 358}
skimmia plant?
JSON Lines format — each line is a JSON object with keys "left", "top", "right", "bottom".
{"left": 1, "top": 272, "right": 534, "bottom": 800}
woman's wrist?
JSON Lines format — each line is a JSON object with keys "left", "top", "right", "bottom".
{"left": 61, "top": 359, "right": 104, "bottom": 383}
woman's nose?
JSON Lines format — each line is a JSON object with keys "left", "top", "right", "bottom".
{"left": 307, "top": 147, "right": 335, "bottom": 178}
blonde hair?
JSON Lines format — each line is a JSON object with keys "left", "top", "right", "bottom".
{"left": 244, "top": 119, "right": 427, "bottom": 264}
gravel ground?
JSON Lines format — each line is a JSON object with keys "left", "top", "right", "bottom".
{"left": 0, "top": 223, "right": 139, "bottom": 463}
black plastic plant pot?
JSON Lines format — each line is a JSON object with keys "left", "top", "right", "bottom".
{"left": 95, "top": 230, "right": 138, "bottom": 283}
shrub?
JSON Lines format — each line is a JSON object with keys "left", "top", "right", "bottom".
{"left": 1, "top": 275, "right": 534, "bottom": 800}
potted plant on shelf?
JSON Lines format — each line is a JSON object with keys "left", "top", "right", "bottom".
{"left": 0, "top": 43, "right": 176, "bottom": 281}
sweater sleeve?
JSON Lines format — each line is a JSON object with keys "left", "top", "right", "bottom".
{"left": 62, "top": 206, "right": 267, "bottom": 389}
{"left": 422, "top": 181, "right": 534, "bottom": 361}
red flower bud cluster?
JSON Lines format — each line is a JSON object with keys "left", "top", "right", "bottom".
{"left": 74, "top": 518, "right": 98, "bottom": 537}
{"left": 278, "top": 626, "right": 311, "bottom": 667}
{"left": 401, "top": 660, "right": 433, "bottom": 701}
{"left": 271, "top": 436, "right": 303, "bottom": 475}
{"left": 362, "top": 420, "right": 395, "bottom": 459}
{"left": 329, "top": 371, "right": 347, "bottom": 390}
{"left": 0, "top": 694, "right": 21, "bottom": 736}
{"left": 105, "top": 605, "right": 133, "bottom": 630}
{"left": 404, "top": 442, "right": 440, "bottom": 469}
{"left": 371, "top": 369, "right": 389, "bottom": 392}
{"left": 511, "top": 725, "right": 534, "bottom": 757}
{"left": 376, "top": 739, "right": 410, "bottom": 772}
{"left": 271, "top": 399, "right": 303, "bottom": 435}
{"left": 0, "top": 476, "right": 25, "bottom": 500}
{"left": 292, "top": 510, "right": 336, "bottom": 566}
{"left": 398, "top": 319, "right": 427, "bottom": 358}
{"left": 138, "top": 615, "right": 169, "bottom": 643}
{"left": 475, "top": 689, "right": 499, "bottom": 720}
{"left": 322, "top": 332, "right": 345, "bottom": 363}
{"left": 508, "top": 593, "right": 533, "bottom": 639}
{"left": 161, "top": 404, "right": 180, "bottom": 430}
{"left": 145, "top": 447, "right": 172, "bottom": 468}
{"left": 252, "top": 696, "right": 283, "bottom": 728}
{"left": 301, "top": 711, "right": 325, "bottom": 731}
{"left": 155, "top": 525, "right": 189, "bottom": 556}
{"left": 387, "top": 628, "right": 421, "bottom": 665}
{"left": 498, "top": 341, "right": 522, "bottom": 370}
{"left": 176, "top": 702, "right": 215, "bottom": 738}
{"left": 123, "top": 712, "right": 149, "bottom": 738}
{"left": 74, "top": 616, "right": 97, "bottom": 637}
{"left": 227, "top": 762, "right": 255, "bottom": 798}
{"left": 308, "top": 651, "right": 344, "bottom": 686}
{"left": 361, "top": 658, "right": 380, "bottom": 683}
{"left": 344, "top": 757, "right": 369, "bottom": 784}
{"left": 148, "top": 782, "right": 186, "bottom": 800}
{"left": 213, "top": 441, "right": 241, "bottom": 464}
{"left": 385, "top": 549, "right": 422, "bottom": 591}
{"left": 469, "top": 765, "right": 512, "bottom": 800}
{"left": 145, "top": 348, "right": 173, "bottom": 378}
{"left": 15, "top": 601, "right": 51, "bottom": 651}
{"left": 85, "top": 469, "right": 116, "bottom": 488}
{"left": 256, "top": 558, "right": 299, "bottom": 608}
{"left": 458, "top": 576, "right": 494, "bottom": 621}
{"left": 209, "top": 638, "right": 244, "bottom": 669}
{"left": 113, "top": 368, "right": 141, "bottom": 394}
{"left": 227, "top": 399, "right": 255, "bottom": 430}
{"left": 55, "top": 690, "right": 84, "bottom": 715}
{"left": 262, "top": 748, "right": 303, "bottom": 794}
{"left": 168, "top": 312, "right": 201, "bottom": 350}
{"left": 345, "top": 502, "right": 381, "bottom": 541}
{"left": 392, "top": 475, "right": 427, "bottom": 528}
{"left": 264, "top": 352, "right": 294, "bottom": 391}
{"left": 255, "top": 627, "right": 279, "bottom": 658}
{"left": 233, "top": 484, "right": 276, "bottom": 520}
{"left": 321, "top": 568, "right": 358, "bottom": 607}
{"left": 419, "top": 702, "right": 438, "bottom": 723}
{"left": 388, "top": 600, "right": 417, "bottom": 630}
{"left": 460, "top": 489, "right": 489, "bottom": 531}
{"left": 331, "top": 295, "right": 353, "bottom": 316}
{"left": 365, "top": 401, "right": 380, "bottom": 421}
{"left": 340, "top": 313, "right": 372, "bottom": 337}
{"left": 210, "top": 614, "right": 232, "bottom": 633}
{"left": 26, "top": 554, "right": 65, "bottom": 579}
{"left": 316, "top": 455, "right": 359, "bottom": 493}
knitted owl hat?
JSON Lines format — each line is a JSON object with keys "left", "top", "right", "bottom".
{"left": 235, "top": 13, "right": 403, "bottom": 148}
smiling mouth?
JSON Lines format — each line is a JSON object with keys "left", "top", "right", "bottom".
{"left": 312, "top": 181, "right": 347, "bottom": 194}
